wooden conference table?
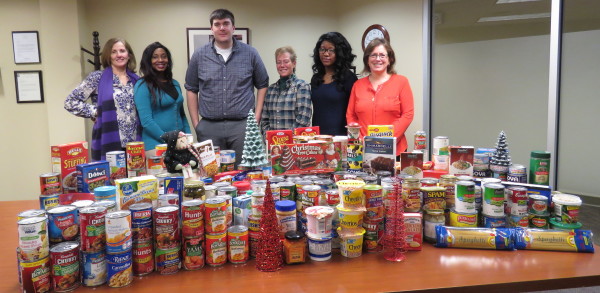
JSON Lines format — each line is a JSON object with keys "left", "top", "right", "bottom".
{"left": 3, "top": 200, "right": 600, "bottom": 293}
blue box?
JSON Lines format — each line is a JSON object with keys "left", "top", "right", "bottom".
{"left": 77, "top": 161, "right": 110, "bottom": 193}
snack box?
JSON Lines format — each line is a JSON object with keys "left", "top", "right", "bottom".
{"left": 367, "top": 125, "right": 394, "bottom": 137}
{"left": 404, "top": 213, "right": 423, "bottom": 251}
{"left": 270, "top": 141, "right": 342, "bottom": 175}
{"left": 51, "top": 141, "right": 89, "bottom": 193}
{"left": 164, "top": 176, "right": 184, "bottom": 202}
{"left": 399, "top": 152, "right": 424, "bottom": 179}
{"left": 294, "top": 126, "right": 320, "bottom": 137}
{"left": 76, "top": 161, "right": 110, "bottom": 193}
{"left": 266, "top": 130, "right": 294, "bottom": 152}
{"left": 346, "top": 143, "right": 364, "bottom": 173}
{"left": 449, "top": 146, "right": 475, "bottom": 176}
{"left": 194, "top": 139, "right": 219, "bottom": 177}
{"left": 115, "top": 175, "right": 159, "bottom": 209}
{"left": 363, "top": 136, "right": 397, "bottom": 175}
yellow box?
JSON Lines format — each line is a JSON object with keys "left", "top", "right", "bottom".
{"left": 367, "top": 125, "right": 394, "bottom": 137}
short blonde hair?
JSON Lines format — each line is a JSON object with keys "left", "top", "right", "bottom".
{"left": 275, "top": 46, "right": 296, "bottom": 73}
{"left": 100, "top": 38, "right": 137, "bottom": 72}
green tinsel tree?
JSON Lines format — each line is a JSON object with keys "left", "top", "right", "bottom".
{"left": 490, "top": 130, "right": 511, "bottom": 173}
{"left": 239, "top": 109, "right": 269, "bottom": 168}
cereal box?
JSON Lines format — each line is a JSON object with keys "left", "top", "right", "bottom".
{"left": 293, "top": 126, "right": 320, "bottom": 137}
{"left": 51, "top": 141, "right": 89, "bottom": 193}
{"left": 265, "top": 130, "right": 293, "bottom": 152}
{"left": 404, "top": 213, "right": 423, "bottom": 251}
{"left": 367, "top": 125, "right": 394, "bottom": 137}
{"left": 346, "top": 143, "right": 363, "bottom": 173}
{"left": 449, "top": 146, "right": 475, "bottom": 176}
{"left": 115, "top": 175, "right": 159, "bottom": 209}
{"left": 76, "top": 161, "right": 110, "bottom": 193}
{"left": 400, "top": 152, "right": 424, "bottom": 179}
{"left": 194, "top": 140, "right": 219, "bottom": 177}
{"left": 363, "top": 136, "right": 396, "bottom": 175}
{"left": 270, "top": 142, "right": 342, "bottom": 175}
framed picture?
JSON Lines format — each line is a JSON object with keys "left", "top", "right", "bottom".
{"left": 12, "top": 31, "right": 41, "bottom": 64}
{"left": 14, "top": 71, "right": 44, "bottom": 103}
{"left": 186, "top": 28, "right": 249, "bottom": 61}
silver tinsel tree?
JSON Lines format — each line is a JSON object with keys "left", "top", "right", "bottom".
{"left": 490, "top": 130, "right": 511, "bottom": 173}
{"left": 239, "top": 109, "right": 269, "bottom": 168}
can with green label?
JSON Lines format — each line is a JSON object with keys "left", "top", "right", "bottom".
{"left": 529, "top": 151, "right": 551, "bottom": 185}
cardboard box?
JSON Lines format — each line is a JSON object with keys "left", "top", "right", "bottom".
{"left": 76, "top": 161, "right": 110, "bottom": 193}
{"left": 449, "top": 146, "right": 475, "bottom": 176}
{"left": 367, "top": 125, "right": 394, "bottom": 137}
{"left": 293, "top": 126, "right": 320, "bottom": 137}
{"left": 265, "top": 130, "right": 293, "bottom": 153}
{"left": 194, "top": 139, "right": 219, "bottom": 177}
{"left": 399, "top": 152, "right": 424, "bottom": 179}
{"left": 346, "top": 143, "right": 363, "bottom": 173}
{"left": 270, "top": 141, "right": 342, "bottom": 175}
{"left": 363, "top": 136, "right": 396, "bottom": 175}
{"left": 115, "top": 175, "right": 159, "bottom": 209}
{"left": 51, "top": 141, "right": 89, "bottom": 193}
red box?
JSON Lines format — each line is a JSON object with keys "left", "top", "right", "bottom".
{"left": 270, "top": 142, "right": 342, "bottom": 175}
{"left": 449, "top": 146, "right": 474, "bottom": 176}
{"left": 51, "top": 141, "right": 89, "bottom": 193}
{"left": 399, "top": 152, "right": 424, "bottom": 179}
{"left": 293, "top": 126, "right": 320, "bottom": 137}
{"left": 265, "top": 130, "right": 293, "bottom": 152}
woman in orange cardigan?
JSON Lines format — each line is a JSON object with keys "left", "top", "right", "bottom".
{"left": 346, "top": 38, "right": 414, "bottom": 152}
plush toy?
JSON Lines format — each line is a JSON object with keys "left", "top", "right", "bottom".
{"left": 160, "top": 130, "right": 201, "bottom": 178}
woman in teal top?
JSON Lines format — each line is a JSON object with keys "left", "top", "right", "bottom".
{"left": 134, "top": 42, "right": 190, "bottom": 155}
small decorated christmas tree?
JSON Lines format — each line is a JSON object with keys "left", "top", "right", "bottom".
{"left": 490, "top": 130, "right": 511, "bottom": 173}
{"left": 255, "top": 181, "right": 283, "bottom": 272}
{"left": 239, "top": 110, "right": 269, "bottom": 168}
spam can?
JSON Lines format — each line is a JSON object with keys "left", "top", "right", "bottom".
{"left": 48, "top": 205, "right": 79, "bottom": 244}
{"left": 448, "top": 209, "right": 478, "bottom": 227}
{"left": 81, "top": 250, "right": 106, "bottom": 287}
{"left": 39, "top": 194, "right": 60, "bottom": 211}
{"left": 106, "top": 250, "right": 133, "bottom": 288}
{"left": 50, "top": 241, "right": 80, "bottom": 292}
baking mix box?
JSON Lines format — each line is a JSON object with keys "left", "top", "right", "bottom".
{"left": 76, "top": 161, "right": 110, "bottom": 193}
{"left": 404, "top": 213, "right": 423, "bottom": 251}
{"left": 51, "top": 141, "right": 89, "bottom": 193}
{"left": 367, "top": 125, "right": 394, "bottom": 137}
{"left": 265, "top": 130, "right": 294, "bottom": 154}
{"left": 194, "top": 139, "right": 219, "bottom": 177}
{"left": 362, "top": 136, "right": 397, "bottom": 175}
{"left": 449, "top": 146, "right": 475, "bottom": 176}
{"left": 399, "top": 152, "right": 424, "bottom": 179}
{"left": 270, "top": 141, "right": 342, "bottom": 175}
{"left": 115, "top": 175, "right": 159, "bottom": 209}
{"left": 293, "top": 126, "right": 320, "bottom": 137}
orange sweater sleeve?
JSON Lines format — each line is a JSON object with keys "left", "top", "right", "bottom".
{"left": 393, "top": 76, "right": 414, "bottom": 139}
{"left": 346, "top": 81, "right": 359, "bottom": 126}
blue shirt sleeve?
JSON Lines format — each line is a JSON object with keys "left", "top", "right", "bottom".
{"left": 134, "top": 81, "right": 167, "bottom": 149}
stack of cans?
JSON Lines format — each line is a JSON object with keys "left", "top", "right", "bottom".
{"left": 181, "top": 200, "right": 205, "bottom": 270}
{"left": 129, "top": 203, "right": 154, "bottom": 277}
{"left": 17, "top": 212, "right": 52, "bottom": 292}
{"left": 105, "top": 210, "right": 133, "bottom": 287}
{"left": 153, "top": 206, "right": 180, "bottom": 274}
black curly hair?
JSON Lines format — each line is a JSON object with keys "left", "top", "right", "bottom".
{"left": 311, "top": 32, "right": 356, "bottom": 92}
{"left": 139, "top": 42, "right": 173, "bottom": 107}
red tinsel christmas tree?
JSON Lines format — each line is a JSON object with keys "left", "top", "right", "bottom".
{"left": 255, "top": 180, "right": 283, "bottom": 272}
{"left": 383, "top": 178, "right": 407, "bottom": 262}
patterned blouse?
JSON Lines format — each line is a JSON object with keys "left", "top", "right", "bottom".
{"left": 65, "top": 70, "right": 139, "bottom": 147}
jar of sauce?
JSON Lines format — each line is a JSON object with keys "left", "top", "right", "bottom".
{"left": 283, "top": 230, "right": 306, "bottom": 264}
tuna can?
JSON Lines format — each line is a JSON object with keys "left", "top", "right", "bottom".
{"left": 528, "top": 194, "right": 549, "bottom": 215}
{"left": 507, "top": 186, "right": 528, "bottom": 216}
{"left": 363, "top": 218, "right": 384, "bottom": 252}
{"left": 507, "top": 164, "right": 527, "bottom": 183}
{"left": 155, "top": 247, "right": 181, "bottom": 275}
{"left": 105, "top": 210, "right": 132, "bottom": 254}
{"left": 205, "top": 232, "right": 228, "bottom": 266}
{"left": 182, "top": 238, "right": 204, "bottom": 270}
{"left": 448, "top": 208, "right": 478, "bottom": 227}
{"left": 279, "top": 181, "right": 296, "bottom": 201}
{"left": 81, "top": 250, "right": 106, "bottom": 287}
{"left": 364, "top": 185, "right": 384, "bottom": 220}
{"left": 93, "top": 186, "right": 117, "bottom": 202}
{"left": 482, "top": 183, "right": 505, "bottom": 217}
{"left": 129, "top": 203, "right": 153, "bottom": 243}
{"left": 106, "top": 250, "right": 133, "bottom": 288}
{"left": 132, "top": 241, "right": 154, "bottom": 276}
{"left": 39, "top": 194, "right": 60, "bottom": 211}
{"left": 507, "top": 214, "right": 529, "bottom": 228}
{"left": 228, "top": 225, "right": 249, "bottom": 264}
{"left": 157, "top": 193, "right": 179, "bottom": 208}
{"left": 454, "top": 181, "right": 476, "bottom": 213}
{"left": 39, "top": 172, "right": 62, "bottom": 195}
{"left": 204, "top": 197, "right": 228, "bottom": 234}
{"left": 17, "top": 209, "right": 47, "bottom": 221}
{"left": 529, "top": 212, "right": 550, "bottom": 229}
{"left": 79, "top": 206, "right": 107, "bottom": 252}
{"left": 482, "top": 214, "right": 507, "bottom": 228}
{"left": 220, "top": 150, "right": 236, "bottom": 164}
{"left": 17, "top": 216, "right": 49, "bottom": 262}
{"left": 50, "top": 241, "right": 80, "bottom": 292}
{"left": 154, "top": 205, "right": 180, "bottom": 250}
{"left": 182, "top": 200, "right": 205, "bottom": 239}
{"left": 19, "top": 257, "right": 52, "bottom": 293}
{"left": 90, "top": 200, "right": 117, "bottom": 213}
{"left": 48, "top": 205, "right": 79, "bottom": 244}
{"left": 218, "top": 186, "right": 238, "bottom": 198}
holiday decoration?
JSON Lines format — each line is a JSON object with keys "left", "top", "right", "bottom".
{"left": 160, "top": 130, "right": 200, "bottom": 178}
{"left": 255, "top": 180, "right": 284, "bottom": 272}
{"left": 383, "top": 178, "right": 407, "bottom": 262}
{"left": 490, "top": 130, "right": 511, "bottom": 174}
{"left": 239, "top": 110, "right": 269, "bottom": 168}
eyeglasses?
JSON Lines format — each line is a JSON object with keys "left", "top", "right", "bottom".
{"left": 369, "top": 54, "right": 387, "bottom": 60}
{"left": 319, "top": 48, "right": 335, "bottom": 54}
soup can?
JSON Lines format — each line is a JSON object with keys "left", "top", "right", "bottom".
{"left": 507, "top": 186, "right": 528, "bottom": 216}
{"left": 39, "top": 194, "right": 60, "bottom": 211}
{"left": 47, "top": 205, "right": 79, "bottom": 244}
{"left": 132, "top": 241, "right": 154, "bottom": 276}
{"left": 105, "top": 210, "right": 132, "bottom": 254}
{"left": 81, "top": 250, "right": 106, "bottom": 287}
{"left": 17, "top": 209, "right": 47, "bottom": 221}
{"left": 155, "top": 247, "right": 181, "bottom": 275}
{"left": 454, "top": 181, "right": 476, "bottom": 213}
{"left": 39, "top": 172, "right": 62, "bottom": 195}
{"left": 129, "top": 203, "right": 153, "bottom": 243}
{"left": 50, "top": 241, "right": 80, "bottom": 292}
{"left": 79, "top": 206, "right": 107, "bottom": 253}
{"left": 20, "top": 257, "right": 51, "bottom": 293}
{"left": 71, "top": 200, "right": 94, "bottom": 210}
{"left": 91, "top": 200, "right": 117, "bottom": 213}
{"left": 126, "top": 142, "right": 146, "bottom": 178}
{"left": 228, "top": 225, "right": 249, "bottom": 264}
{"left": 205, "top": 197, "right": 228, "bottom": 234}
{"left": 205, "top": 232, "right": 227, "bottom": 266}
{"left": 448, "top": 209, "right": 478, "bottom": 227}
{"left": 106, "top": 250, "right": 133, "bottom": 288}
{"left": 154, "top": 205, "right": 180, "bottom": 249}
{"left": 182, "top": 200, "right": 205, "bottom": 239}
{"left": 182, "top": 238, "right": 205, "bottom": 270}
{"left": 17, "top": 216, "right": 49, "bottom": 262}
{"left": 216, "top": 194, "right": 234, "bottom": 226}
{"left": 482, "top": 183, "right": 505, "bottom": 217}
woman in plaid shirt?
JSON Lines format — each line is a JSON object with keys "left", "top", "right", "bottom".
{"left": 260, "top": 46, "right": 313, "bottom": 133}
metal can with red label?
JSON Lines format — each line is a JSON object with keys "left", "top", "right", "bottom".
{"left": 364, "top": 185, "right": 384, "bottom": 220}
{"left": 249, "top": 230, "right": 261, "bottom": 259}
{"left": 205, "top": 232, "right": 227, "bottom": 266}
{"left": 105, "top": 210, "right": 132, "bottom": 254}
{"left": 126, "top": 142, "right": 146, "bottom": 178}
{"left": 132, "top": 240, "right": 154, "bottom": 276}
{"left": 17, "top": 216, "right": 49, "bottom": 262}
{"left": 154, "top": 205, "right": 180, "bottom": 249}
{"left": 204, "top": 197, "right": 228, "bottom": 234}
{"left": 106, "top": 250, "right": 133, "bottom": 288}
{"left": 363, "top": 218, "right": 384, "bottom": 252}
{"left": 79, "top": 206, "right": 107, "bottom": 253}
{"left": 182, "top": 238, "right": 205, "bottom": 270}
{"left": 106, "top": 150, "right": 127, "bottom": 184}
{"left": 40, "top": 172, "right": 62, "bottom": 195}
{"left": 20, "top": 256, "right": 52, "bottom": 293}
{"left": 182, "top": 200, "right": 205, "bottom": 239}
{"left": 47, "top": 205, "right": 79, "bottom": 244}
{"left": 129, "top": 203, "right": 153, "bottom": 243}
{"left": 50, "top": 241, "right": 80, "bottom": 292}
{"left": 158, "top": 193, "right": 180, "bottom": 208}
{"left": 155, "top": 247, "right": 181, "bottom": 275}
{"left": 227, "top": 225, "right": 249, "bottom": 264}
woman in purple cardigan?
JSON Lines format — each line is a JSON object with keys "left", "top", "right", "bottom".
{"left": 65, "top": 38, "right": 140, "bottom": 161}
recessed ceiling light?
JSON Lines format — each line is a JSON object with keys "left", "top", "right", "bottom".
{"left": 478, "top": 12, "right": 550, "bottom": 22}
{"left": 496, "top": 0, "right": 543, "bottom": 4}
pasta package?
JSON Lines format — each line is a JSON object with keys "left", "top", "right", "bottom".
{"left": 435, "top": 226, "right": 515, "bottom": 250}
{"left": 514, "top": 228, "right": 595, "bottom": 253}
{"left": 400, "top": 152, "right": 424, "bottom": 179}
